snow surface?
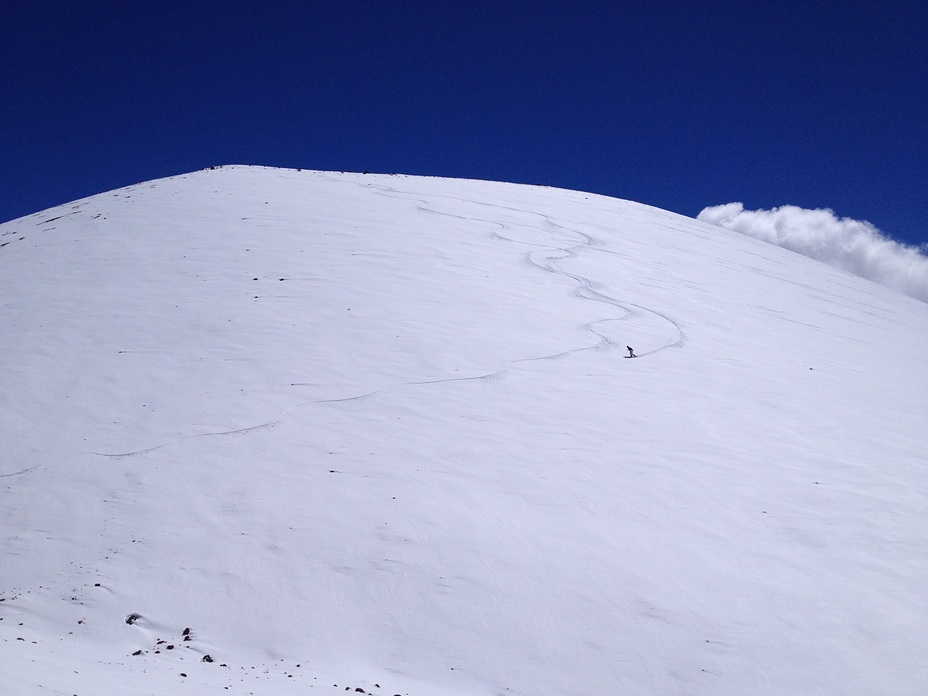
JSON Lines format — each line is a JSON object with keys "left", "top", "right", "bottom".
{"left": 1, "top": 166, "right": 926, "bottom": 696}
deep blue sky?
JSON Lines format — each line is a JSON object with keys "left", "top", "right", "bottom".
{"left": 3, "top": 1, "right": 926, "bottom": 247}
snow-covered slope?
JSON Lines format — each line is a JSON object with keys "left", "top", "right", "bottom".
{"left": 2, "top": 166, "right": 926, "bottom": 696}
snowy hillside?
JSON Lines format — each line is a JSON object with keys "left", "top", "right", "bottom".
{"left": 2, "top": 166, "right": 926, "bottom": 696}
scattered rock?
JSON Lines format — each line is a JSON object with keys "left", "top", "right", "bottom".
{"left": 132, "top": 650, "right": 143, "bottom": 656}
{"left": 180, "top": 672, "right": 187, "bottom": 677}
{"left": 125, "top": 613, "right": 142, "bottom": 625}
{"left": 166, "top": 644, "right": 175, "bottom": 650}
{"left": 182, "top": 627, "right": 191, "bottom": 636}
{"left": 202, "top": 654, "right": 213, "bottom": 663}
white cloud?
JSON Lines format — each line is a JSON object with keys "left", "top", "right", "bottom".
{"left": 698, "top": 203, "right": 928, "bottom": 303}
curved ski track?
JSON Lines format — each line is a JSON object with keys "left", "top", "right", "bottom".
{"left": 27, "top": 181, "right": 685, "bottom": 464}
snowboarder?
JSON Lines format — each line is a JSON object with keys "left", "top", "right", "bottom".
{"left": 626, "top": 346, "right": 636, "bottom": 358}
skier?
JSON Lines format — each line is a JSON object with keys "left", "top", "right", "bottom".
{"left": 626, "top": 345, "right": 636, "bottom": 358}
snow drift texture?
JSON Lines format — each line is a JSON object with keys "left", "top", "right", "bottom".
{"left": 2, "top": 167, "right": 927, "bottom": 696}
{"left": 698, "top": 202, "right": 928, "bottom": 303}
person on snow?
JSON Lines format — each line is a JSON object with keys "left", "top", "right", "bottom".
{"left": 626, "top": 345, "right": 636, "bottom": 358}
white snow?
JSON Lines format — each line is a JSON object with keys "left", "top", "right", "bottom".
{"left": 2, "top": 166, "right": 926, "bottom": 695}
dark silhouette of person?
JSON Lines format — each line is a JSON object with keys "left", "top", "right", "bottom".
{"left": 626, "top": 346, "right": 636, "bottom": 358}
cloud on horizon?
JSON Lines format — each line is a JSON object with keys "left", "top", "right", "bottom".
{"left": 698, "top": 203, "right": 928, "bottom": 303}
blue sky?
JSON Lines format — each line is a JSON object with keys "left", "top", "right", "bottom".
{"left": 3, "top": 1, "right": 926, "bottom": 247}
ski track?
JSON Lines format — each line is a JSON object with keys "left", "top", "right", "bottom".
{"left": 0, "top": 465, "right": 42, "bottom": 478}
{"left": 60, "top": 182, "right": 684, "bottom": 461}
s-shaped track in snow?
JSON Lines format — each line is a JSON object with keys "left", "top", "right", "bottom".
{"left": 369, "top": 183, "right": 685, "bottom": 359}
{"left": 75, "top": 182, "right": 685, "bottom": 462}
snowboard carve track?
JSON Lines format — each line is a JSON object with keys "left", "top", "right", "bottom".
{"left": 81, "top": 184, "right": 684, "bottom": 460}
{"left": 407, "top": 188, "right": 685, "bottom": 356}
{"left": 0, "top": 464, "right": 41, "bottom": 478}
